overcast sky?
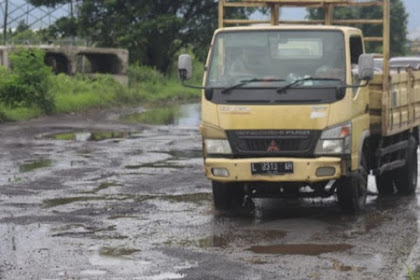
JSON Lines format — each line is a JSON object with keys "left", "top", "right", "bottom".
{"left": 2, "top": 0, "right": 420, "bottom": 40}
{"left": 278, "top": 0, "right": 419, "bottom": 40}
{"left": 403, "top": 0, "right": 420, "bottom": 39}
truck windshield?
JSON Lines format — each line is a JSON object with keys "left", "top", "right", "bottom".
{"left": 207, "top": 30, "right": 346, "bottom": 89}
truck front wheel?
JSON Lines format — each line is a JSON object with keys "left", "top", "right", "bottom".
{"left": 336, "top": 152, "right": 368, "bottom": 213}
{"left": 375, "top": 171, "right": 395, "bottom": 195}
{"left": 212, "top": 181, "right": 246, "bottom": 211}
{"left": 394, "top": 137, "right": 418, "bottom": 195}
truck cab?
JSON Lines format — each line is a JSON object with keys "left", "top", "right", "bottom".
{"left": 199, "top": 25, "right": 371, "bottom": 211}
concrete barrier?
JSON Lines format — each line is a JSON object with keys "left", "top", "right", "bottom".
{"left": 0, "top": 45, "right": 129, "bottom": 86}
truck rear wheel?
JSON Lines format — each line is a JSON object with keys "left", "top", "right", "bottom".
{"left": 336, "top": 153, "right": 368, "bottom": 214}
{"left": 212, "top": 181, "right": 246, "bottom": 211}
{"left": 375, "top": 171, "right": 395, "bottom": 195}
{"left": 394, "top": 137, "right": 418, "bottom": 195}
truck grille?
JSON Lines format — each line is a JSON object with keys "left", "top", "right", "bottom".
{"left": 226, "top": 130, "right": 320, "bottom": 157}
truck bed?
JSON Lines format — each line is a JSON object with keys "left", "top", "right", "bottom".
{"left": 369, "top": 69, "right": 420, "bottom": 136}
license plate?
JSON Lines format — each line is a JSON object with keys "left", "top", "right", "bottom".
{"left": 251, "top": 162, "right": 294, "bottom": 175}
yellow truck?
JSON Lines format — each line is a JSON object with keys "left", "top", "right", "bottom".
{"left": 178, "top": 0, "right": 420, "bottom": 213}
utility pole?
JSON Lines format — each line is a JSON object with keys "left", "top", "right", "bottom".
{"left": 70, "top": 0, "right": 76, "bottom": 45}
{"left": 3, "top": 0, "right": 8, "bottom": 44}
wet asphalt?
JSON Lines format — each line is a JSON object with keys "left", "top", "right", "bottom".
{"left": 0, "top": 104, "right": 420, "bottom": 280}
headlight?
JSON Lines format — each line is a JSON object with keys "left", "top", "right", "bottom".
{"left": 315, "top": 139, "right": 344, "bottom": 154}
{"left": 204, "top": 139, "right": 232, "bottom": 155}
{"left": 314, "top": 122, "right": 351, "bottom": 155}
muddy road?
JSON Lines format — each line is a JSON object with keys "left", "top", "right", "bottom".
{"left": 1, "top": 104, "right": 420, "bottom": 280}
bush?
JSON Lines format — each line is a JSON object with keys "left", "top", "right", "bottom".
{"left": 128, "top": 64, "right": 166, "bottom": 87}
{"left": 0, "top": 48, "right": 55, "bottom": 114}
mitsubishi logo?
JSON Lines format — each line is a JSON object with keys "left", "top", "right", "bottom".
{"left": 267, "top": 140, "right": 279, "bottom": 152}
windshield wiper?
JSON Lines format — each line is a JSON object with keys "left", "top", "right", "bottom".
{"left": 276, "top": 77, "right": 343, "bottom": 94}
{"left": 222, "top": 78, "right": 285, "bottom": 94}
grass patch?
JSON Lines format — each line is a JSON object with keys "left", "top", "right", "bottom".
{"left": 0, "top": 63, "right": 203, "bottom": 122}
{"left": 52, "top": 74, "right": 129, "bottom": 113}
{"left": 0, "top": 104, "right": 42, "bottom": 121}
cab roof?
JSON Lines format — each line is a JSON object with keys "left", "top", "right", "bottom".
{"left": 216, "top": 25, "right": 361, "bottom": 34}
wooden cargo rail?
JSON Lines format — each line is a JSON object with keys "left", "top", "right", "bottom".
{"left": 219, "top": 0, "right": 389, "bottom": 72}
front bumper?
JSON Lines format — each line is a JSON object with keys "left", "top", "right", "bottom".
{"left": 204, "top": 157, "right": 342, "bottom": 183}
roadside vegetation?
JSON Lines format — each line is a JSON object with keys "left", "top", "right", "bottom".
{"left": 408, "top": 266, "right": 420, "bottom": 280}
{"left": 0, "top": 49, "right": 203, "bottom": 122}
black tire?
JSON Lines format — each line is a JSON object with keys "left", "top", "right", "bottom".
{"left": 336, "top": 151, "right": 368, "bottom": 214}
{"left": 212, "top": 181, "right": 245, "bottom": 211}
{"left": 375, "top": 171, "right": 395, "bottom": 195}
{"left": 395, "top": 137, "right": 418, "bottom": 195}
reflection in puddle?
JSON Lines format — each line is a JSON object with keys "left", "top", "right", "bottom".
{"left": 83, "top": 182, "right": 123, "bottom": 194}
{"left": 46, "top": 131, "right": 140, "bottom": 141}
{"left": 43, "top": 192, "right": 210, "bottom": 209}
{"left": 53, "top": 223, "right": 88, "bottom": 232}
{"left": 19, "top": 158, "right": 52, "bottom": 172}
{"left": 122, "top": 103, "right": 200, "bottom": 126}
{"left": 341, "top": 213, "right": 389, "bottom": 237}
{"left": 99, "top": 246, "right": 141, "bottom": 257}
{"left": 165, "top": 150, "right": 203, "bottom": 160}
{"left": 125, "top": 162, "right": 184, "bottom": 170}
{"left": 249, "top": 243, "right": 353, "bottom": 256}
{"left": 132, "top": 193, "right": 211, "bottom": 206}
{"left": 158, "top": 193, "right": 211, "bottom": 205}
{"left": 51, "top": 223, "right": 118, "bottom": 238}
{"left": 88, "top": 245, "right": 148, "bottom": 267}
{"left": 52, "top": 223, "right": 93, "bottom": 237}
{"left": 178, "top": 229, "right": 287, "bottom": 249}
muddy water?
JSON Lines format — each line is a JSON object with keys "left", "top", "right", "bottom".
{"left": 0, "top": 106, "right": 419, "bottom": 280}
{"left": 249, "top": 243, "right": 354, "bottom": 255}
{"left": 121, "top": 103, "right": 201, "bottom": 126}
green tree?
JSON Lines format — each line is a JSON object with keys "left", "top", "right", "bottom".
{"left": 43, "top": 17, "right": 78, "bottom": 39}
{"left": 307, "top": 0, "right": 408, "bottom": 56}
{"left": 8, "top": 21, "right": 41, "bottom": 44}
{"left": 29, "top": 0, "right": 251, "bottom": 74}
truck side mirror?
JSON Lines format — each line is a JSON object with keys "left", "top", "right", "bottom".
{"left": 358, "top": 54, "right": 374, "bottom": 81}
{"left": 178, "top": 54, "right": 193, "bottom": 81}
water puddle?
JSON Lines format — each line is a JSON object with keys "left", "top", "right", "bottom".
{"left": 165, "top": 150, "right": 203, "bottom": 160}
{"left": 51, "top": 223, "right": 94, "bottom": 236}
{"left": 129, "top": 193, "right": 210, "bottom": 206}
{"left": 82, "top": 182, "right": 123, "bottom": 194}
{"left": 332, "top": 259, "right": 364, "bottom": 272}
{"left": 141, "top": 273, "right": 185, "bottom": 280}
{"left": 42, "top": 196, "right": 106, "bottom": 208}
{"left": 19, "top": 158, "right": 52, "bottom": 173}
{"left": 125, "top": 162, "right": 184, "bottom": 170}
{"left": 249, "top": 243, "right": 353, "bottom": 256}
{"left": 88, "top": 245, "right": 148, "bottom": 268}
{"left": 121, "top": 103, "right": 200, "bottom": 126}
{"left": 325, "top": 211, "right": 390, "bottom": 237}
{"left": 45, "top": 130, "right": 141, "bottom": 141}
{"left": 99, "top": 246, "right": 141, "bottom": 257}
{"left": 159, "top": 193, "right": 211, "bottom": 205}
{"left": 178, "top": 229, "right": 286, "bottom": 249}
